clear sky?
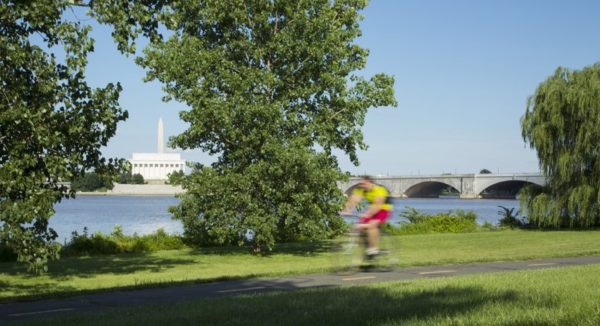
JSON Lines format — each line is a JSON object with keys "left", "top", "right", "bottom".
{"left": 76, "top": 0, "right": 600, "bottom": 176}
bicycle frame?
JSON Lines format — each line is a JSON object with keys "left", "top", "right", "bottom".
{"left": 333, "top": 217, "right": 399, "bottom": 274}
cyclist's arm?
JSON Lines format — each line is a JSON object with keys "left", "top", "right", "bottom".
{"left": 342, "top": 193, "right": 362, "bottom": 214}
{"left": 361, "top": 195, "right": 385, "bottom": 218}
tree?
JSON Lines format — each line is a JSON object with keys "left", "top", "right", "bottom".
{"left": 70, "top": 172, "right": 113, "bottom": 192}
{"left": 131, "top": 1, "right": 397, "bottom": 251}
{"left": 479, "top": 169, "right": 492, "bottom": 174}
{"left": 131, "top": 173, "right": 144, "bottom": 184}
{"left": 118, "top": 171, "right": 144, "bottom": 184}
{"left": 520, "top": 64, "right": 600, "bottom": 228}
{"left": 167, "top": 170, "right": 185, "bottom": 185}
{"left": 0, "top": 1, "right": 127, "bottom": 272}
{"left": 118, "top": 171, "right": 132, "bottom": 184}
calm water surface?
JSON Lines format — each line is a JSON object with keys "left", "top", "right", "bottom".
{"left": 51, "top": 196, "right": 520, "bottom": 240}
{"left": 51, "top": 196, "right": 181, "bottom": 241}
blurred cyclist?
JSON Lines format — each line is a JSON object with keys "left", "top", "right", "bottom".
{"left": 341, "top": 176, "right": 393, "bottom": 258}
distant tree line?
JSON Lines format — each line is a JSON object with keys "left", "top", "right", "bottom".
{"left": 70, "top": 172, "right": 144, "bottom": 192}
{"left": 70, "top": 173, "right": 113, "bottom": 192}
{"left": 118, "top": 172, "right": 145, "bottom": 185}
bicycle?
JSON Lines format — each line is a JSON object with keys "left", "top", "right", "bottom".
{"left": 332, "top": 215, "right": 399, "bottom": 274}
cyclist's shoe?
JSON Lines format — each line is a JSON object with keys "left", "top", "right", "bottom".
{"left": 366, "top": 248, "right": 380, "bottom": 260}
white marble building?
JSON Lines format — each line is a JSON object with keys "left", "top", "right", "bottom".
{"left": 129, "top": 118, "right": 186, "bottom": 181}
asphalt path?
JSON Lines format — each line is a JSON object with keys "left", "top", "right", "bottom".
{"left": 2, "top": 255, "right": 600, "bottom": 324}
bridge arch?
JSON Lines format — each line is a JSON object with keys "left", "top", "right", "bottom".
{"left": 477, "top": 179, "right": 544, "bottom": 199}
{"left": 338, "top": 173, "right": 545, "bottom": 199}
{"left": 403, "top": 181, "right": 461, "bottom": 198}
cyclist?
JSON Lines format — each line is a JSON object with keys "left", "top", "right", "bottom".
{"left": 342, "top": 176, "right": 393, "bottom": 258}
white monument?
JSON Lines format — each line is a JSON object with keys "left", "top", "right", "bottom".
{"left": 129, "top": 118, "right": 186, "bottom": 182}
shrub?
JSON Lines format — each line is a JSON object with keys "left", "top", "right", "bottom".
{"left": 399, "top": 206, "right": 428, "bottom": 224}
{"left": 497, "top": 205, "right": 525, "bottom": 228}
{"left": 131, "top": 173, "right": 145, "bottom": 184}
{"left": 387, "top": 207, "right": 479, "bottom": 235}
{"left": 481, "top": 221, "right": 496, "bottom": 231}
{"left": 61, "top": 226, "right": 186, "bottom": 256}
{"left": 61, "top": 227, "right": 120, "bottom": 256}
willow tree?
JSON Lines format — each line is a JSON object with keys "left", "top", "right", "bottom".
{"left": 127, "top": 0, "right": 397, "bottom": 251}
{"left": 0, "top": 1, "right": 128, "bottom": 272}
{"left": 521, "top": 64, "right": 600, "bottom": 228}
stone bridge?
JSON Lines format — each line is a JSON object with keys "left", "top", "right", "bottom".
{"left": 338, "top": 173, "right": 545, "bottom": 199}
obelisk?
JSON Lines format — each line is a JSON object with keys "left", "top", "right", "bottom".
{"left": 157, "top": 117, "right": 164, "bottom": 154}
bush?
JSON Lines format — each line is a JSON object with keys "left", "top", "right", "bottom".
{"left": 481, "top": 221, "right": 496, "bottom": 231}
{"left": 61, "top": 227, "right": 119, "bottom": 256}
{"left": 497, "top": 205, "right": 525, "bottom": 228}
{"left": 61, "top": 226, "right": 186, "bottom": 256}
{"left": 385, "top": 207, "right": 479, "bottom": 235}
{"left": 131, "top": 173, "right": 145, "bottom": 184}
{"left": 398, "top": 206, "right": 428, "bottom": 224}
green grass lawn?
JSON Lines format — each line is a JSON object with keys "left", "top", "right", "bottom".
{"left": 2, "top": 230, "right": 600, "bottom": 302}
{"left": 14, "top": 264, "right": 600, "bottom": 326}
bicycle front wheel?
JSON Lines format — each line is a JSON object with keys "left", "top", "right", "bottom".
{"left": 331, "top": 232, "right": 365, "bottom": 275}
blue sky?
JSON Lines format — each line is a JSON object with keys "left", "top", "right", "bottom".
{"left": 76, "top": 0, "right": 600, "bottom": 175}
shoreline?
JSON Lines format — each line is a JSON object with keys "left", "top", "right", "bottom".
{"left": 77, "top": 184, "right": 184, "bottom": 196}
{"left": 76, "top": 192, "right": 180, "bottom": 196}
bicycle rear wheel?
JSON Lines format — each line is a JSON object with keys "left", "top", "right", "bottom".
{"left": 368, "top": 230, "right": 400, "bottom": 272}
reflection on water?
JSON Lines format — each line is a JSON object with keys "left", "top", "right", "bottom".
{"left": 50, "top": 196, "right": 520, "bottom": 240}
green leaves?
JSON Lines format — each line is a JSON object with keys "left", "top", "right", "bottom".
{"left": 521, "top": 64, "right": 600, "bottom": 228}
{"left": 120, "top": 0, "right": 396, "bottom": 250}
{"left": 1, "top": 1, "right": 128, "bottom": 273}
{"left": 173, "top": 142, "right": 347, "bottom": 251}
{"left": 89, "top": 0, "right": 165, "bottom": 54}
{"left": 90, "top": 0, "right": 397, "bottom": 251}
{"left": 135, "top": 1, "right": 397, "bottom": 251}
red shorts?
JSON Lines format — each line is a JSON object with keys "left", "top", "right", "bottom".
{"left": 359, "top": 210, "right": 391, "bottom": 224}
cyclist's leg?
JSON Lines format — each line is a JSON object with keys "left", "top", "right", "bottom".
{"left": 354, "top": 216, "right": 380, "bottom": 254}
{"left": 367, "top": 210, "right": 391, "bottom": 254}
{"left": 355, "top": 215, "right": 371, "bottom": 234}
{"left": 366, "top": 220, "right": 380, "bottom": 251}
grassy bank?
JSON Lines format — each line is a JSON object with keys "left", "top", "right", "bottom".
{"left": 2, "top": 230, "right": 600, "bottom": 302}
{"left": 14, "top": 264, "right": 600, "bottom": 325}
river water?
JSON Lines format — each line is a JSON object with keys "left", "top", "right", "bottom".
{"left": 50, "top": 196, "right": 520, "bottom": 241}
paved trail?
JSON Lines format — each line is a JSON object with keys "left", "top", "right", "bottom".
{"left": 2, "top": 256, "right": 600, "bottom": 324}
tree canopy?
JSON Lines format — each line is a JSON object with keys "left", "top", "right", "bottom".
{"left": 129, "top": 0, "right": 397, "bottom": 250}
{"left": 520, "top": 63, "right": 600, "bottom": 228}
{"left": 1, "top": 0, "right": 396, "bottom": 270}
{"left": 0, "top": 1, "right": 127, "bottom": 272}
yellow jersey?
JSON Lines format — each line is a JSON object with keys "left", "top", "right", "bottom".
{"left": 352, "top": 184, "right": 393, "bottom": 211}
